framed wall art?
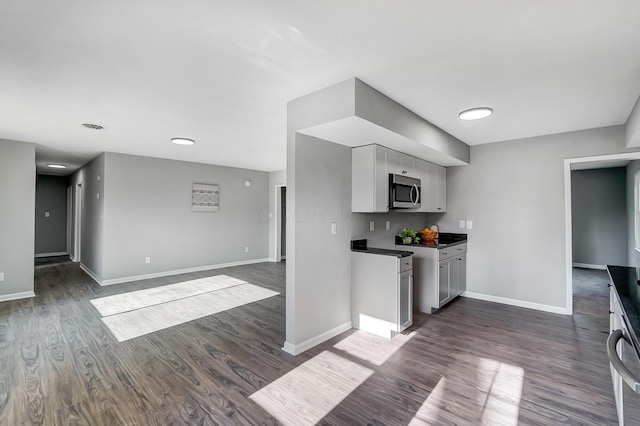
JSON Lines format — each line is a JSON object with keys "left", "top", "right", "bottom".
{"left": 192, "top": 183, "right": 219, "bottom": 212}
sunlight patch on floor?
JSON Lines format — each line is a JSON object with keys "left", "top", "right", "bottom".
{"left": 91, "top": 279, "right": 278, "bottom": 342}
{"left": 249, "top": 351, "right": 373, "bottom": 425}
{"left": 409, "top": 358, "right": 524, "bottom": 425}
{"left": 90, "top": 274, "right": 247, "bottom": 316}
{"left": 333, "top": 329, "right": 416, "bottom": 366}
{"left": 408, "top": 377, "right": 447, "bottom": 425}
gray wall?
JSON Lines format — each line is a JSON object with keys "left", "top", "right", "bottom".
{"left": 35, "top": 175, "right": 69, "bottom": 255}
{"left": 571, "top": 168, "right": 627, "bottom": 266}
{"left": 432, "top": 125, "right": 638, "bottom": 309}
{"left": 71, "top": 154, "right": 106, "bottom": 278}
{"left": 101, "top": 153, "right": 269, "bottom": 281}
{"left": 0, "top": 139, "right": 35, "bottom": 298}
{"left": 627, "top": 160, "right": 640, "bottom": 266}
{"left": 290, "top": 134, "right": 353, "bottom": 346}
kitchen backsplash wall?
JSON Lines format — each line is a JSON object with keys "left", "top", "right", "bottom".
{"left": 351, "top": 211, "right": 434, "bottom": 249}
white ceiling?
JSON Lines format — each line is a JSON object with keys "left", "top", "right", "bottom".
{"left": 1, "top": 1, "right": 640, "bottom": 174}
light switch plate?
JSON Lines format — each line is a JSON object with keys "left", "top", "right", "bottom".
{"left": 459, "top": 220, "right": 465, "bottom": 228}
{"left": 331, "top": 223, "right": 337, "bottom": 235}
{"left": 145, "top": 257, "right": 151, "bottom": 264}
{"left": 466, "top": 220, "right": 473, "bottom": 229}
{"left": 386, "top": 221, "right": 390, "bottom": 230}
{"left": 244, "top": 247, "right": 249, "bottom": 253}
{"left": 45, "top": 212, "right": 50, "bottom": 218}
{"left": 97, "top": 193, "right": 100, "bottom": 200}
{"left": 369, "top": 221, "right": 375, "bottom": 231}
{"left": 0, "top": 272, "right": 4, "bottom": 281}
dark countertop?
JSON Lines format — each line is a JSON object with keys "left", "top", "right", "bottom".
{"left": 395, "top": 232, "right": 468, "bottom": 250}
{"left": 351, "top": 247, "right": 414, "bottom": 258}
{"left": 607, "top": 265, "right": 640, "bottom": 353}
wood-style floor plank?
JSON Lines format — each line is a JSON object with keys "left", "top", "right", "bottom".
{"left": 0, "top": 259, "right": 617, "bottom": 425}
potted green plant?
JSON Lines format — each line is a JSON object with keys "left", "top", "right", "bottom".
{"left": 399, "top": 227, "right": 421, "bottom": 244}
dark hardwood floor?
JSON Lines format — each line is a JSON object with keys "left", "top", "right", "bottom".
{"left": 0, "top": 260, "right": 616, "bottom": 425}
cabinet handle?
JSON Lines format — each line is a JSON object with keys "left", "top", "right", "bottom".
{"left": 457, "top": 248, "right": 462, "bottom": 251}
{"left": 607, "top": 329, "right": 640, "bottom": 393}
{"left": 437, "top": 208, "right": 442, "bottom": 210}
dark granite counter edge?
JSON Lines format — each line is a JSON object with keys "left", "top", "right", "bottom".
{"left": 351, "top": 248, "right": 414, "bottom": 258}
{"left": 606, "top": 265, "right": 640, "bottom": 357}
{"left": 395, "top": 240, "right": 467, "bottom": 249}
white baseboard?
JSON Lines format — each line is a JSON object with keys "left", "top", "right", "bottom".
{"left": 35, "top": 252, "right": 69, "bottom": 258}
{"left": 70, "top": 255, "right": 78, "bottom": 262}
{"left": 80, "top": 263, "right": 103, "bottom": 285}
{"left": 91, "top": 258, "right": 272, "bottom": 286}
{"left": 572, "top": 263, "right": 606, "bottom": 270}
{"left": 462, "top": 291, "right": 570, "bottom": 315}
{"left": 282, "top": 321, "right": 353, "bottom": 356}
{"left": 0, "top": 291, "right": 36, "bottom": 303}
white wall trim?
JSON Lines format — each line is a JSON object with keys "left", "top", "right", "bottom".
{"left": 80, "top": 263, "right": 103, "bottom": 285}
{"left": 462, "top": 291, "right": 570, "bottom": 315}
{"left": 35, "top": 251, "right": 69, "bottom": 258}
{"left": 282, "top": 321, "right": 352, "bottom": 356}
{"left": 96, "top": 258, "right": 272, "bottom": 286}
{"left": 0, "top": 291, "right": 36, "bottom": 303}
{"left": 70, "top": 255, "right": 78, "bottom": 262}
{"left": 572, "top": 263, "right": 607, "bottom": 270}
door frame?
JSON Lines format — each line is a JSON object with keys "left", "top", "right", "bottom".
{"left": 72, "top": 183, "right": 83, "bottom": 262}
{"left": 564, "top": 152, "right": 640, "bottom": 314}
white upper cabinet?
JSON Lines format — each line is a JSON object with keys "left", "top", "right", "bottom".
{"left": 352, "top": 144, "right": 389, "bottom": 213}
{"left": 352, "top": 144, "right": 446, "bottom": 213}
{"left": 387, "top": 149, "right": 403, "bottom": 176}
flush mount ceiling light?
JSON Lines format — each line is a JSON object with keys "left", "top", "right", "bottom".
{"left": 47, "top": 164, "right": 67, "bottom": 169}
{"left": 171, "top": 137, "right": 196, "bottom": 146}
{"left": 458, "top": 107, "right": 493, "bottom": 121}
{"left": 82, "top": 123, "right": 104, "bottom": 130}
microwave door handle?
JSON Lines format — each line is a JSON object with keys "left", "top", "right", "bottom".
{"left": 608, "top": 329, "right": 640, "bottom": 393}
{"left": 409, "top": 185, "right": 415, "bottom": 204}
{"left": 413, "top": 185, "right": 420, "bottom": 206}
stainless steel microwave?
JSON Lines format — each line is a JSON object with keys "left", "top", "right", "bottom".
{"left": 389, "top": 174, "right": 421, "bottom": 209}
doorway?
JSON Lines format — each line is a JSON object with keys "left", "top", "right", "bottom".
{"left": 275, "top": 184, "right": 286, "bottom": 262}
{"left": 564, "top": 152, "right": 640, "bottom": 313}
{"left": 72, "top": 183, "right": 83, "bottom": 262}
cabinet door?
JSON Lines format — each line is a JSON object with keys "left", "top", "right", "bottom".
{"left": 415, "top": 159, "right": 429, "bottom": 213}
{"left": 423, "top": 162, "right": 438, "bottom": 212}
{"left": 373, "top": 145, "right": 389, "bottom": 212}
{"left": 438, "top": 259, "right": 450, "bottom": 306}
{"left": 401, "top": 155, "right": 416, "bottom": 177}
{"left": 398, "top": 269, "right": 413, "bottom": 331}
{"left": 435, "top": 165, "right": 447, "bottom": 212}
{"left": 450, "top": 257, "right": 459, "bottom": 297}
{"left": 456, "top": 254, "right": 467, "bottom": 294}
{"left": 388, "top": 149, "right": 403, "bottom": 176}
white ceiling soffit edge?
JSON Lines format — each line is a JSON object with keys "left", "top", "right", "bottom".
{"left": 626, "top": 94, "right": 640, "bottom": 148}
{"left": 570, "top": 159, "right": 631, "bottom": 170}
{"left": 299, "top": 116, "right": 468, "bottom": 167}
{"left": 293, "top": 78, "right": 470, "bottom": 167}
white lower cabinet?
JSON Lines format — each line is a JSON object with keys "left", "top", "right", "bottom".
{"left": 351, "top": 252, "right": 413, "bottom": 338}
{"left": 398, "top": 243, "right": 466, "bottom": 313}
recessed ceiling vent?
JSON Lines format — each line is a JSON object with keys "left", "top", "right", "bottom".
{"left": 82, "top": 123, "right": 104, "bottom": 130}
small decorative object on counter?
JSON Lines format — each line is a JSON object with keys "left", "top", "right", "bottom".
{"left": 419, "top": 227, "right": 438, "bottom": 241}
{"left": 399, "top": 227, "right": 420, "bottom": 244}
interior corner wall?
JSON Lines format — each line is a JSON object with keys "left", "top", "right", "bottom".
{"left": 100, "top": 153, "right": 269, "bottom": 282}
{"left": 35, "top": 175, "right": 69, "bottom": 255}
{"left": 269, "top": 169, "right": 286, "bottom": 261}
{"left": 432, "top": 125, "right": 638, "bottom": 309}
{"left": 0, "top": 139, "right": 35, "bottom": 298}
{"left": 289, "top": 134, "right": 353, "bottom": 347}
{"left": 571, "top": 168, "right": 627, "bottom": 266}
{"left": 71, "top": 154, "right": 106, "bottom": 279}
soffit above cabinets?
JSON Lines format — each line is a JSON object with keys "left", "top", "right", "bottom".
{"left": 298, "top": 116, "right": 468, "bottom": 167}
{"left": 291, "top": 78, "right": 470, "bottom": 167}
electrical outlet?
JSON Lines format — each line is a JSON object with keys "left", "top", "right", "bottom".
{"left": 0, "top": 272, "right": 4, "bottom": 282}
{"left": 331, "top": 223, "right": 337, "bottom": 235}
{"left": 145, "top": 257, "right": 151, "bottom": 264}
{"left": 466, "top": 220, "right": 473, "bottom": 229}
{"left": 386, "top": 221, "right": 390, "bottom": 230}
{"left": 369, "top": 221, "right": 375, "bottom": 231}
{"left": 459, "top": 220, "right": 465, "bottom": 228}
{"left": 244, "top": 247, "right": 249, "bottom": 253}
{"left": 45, "top": 212, "right": 50, "bottom": 218}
